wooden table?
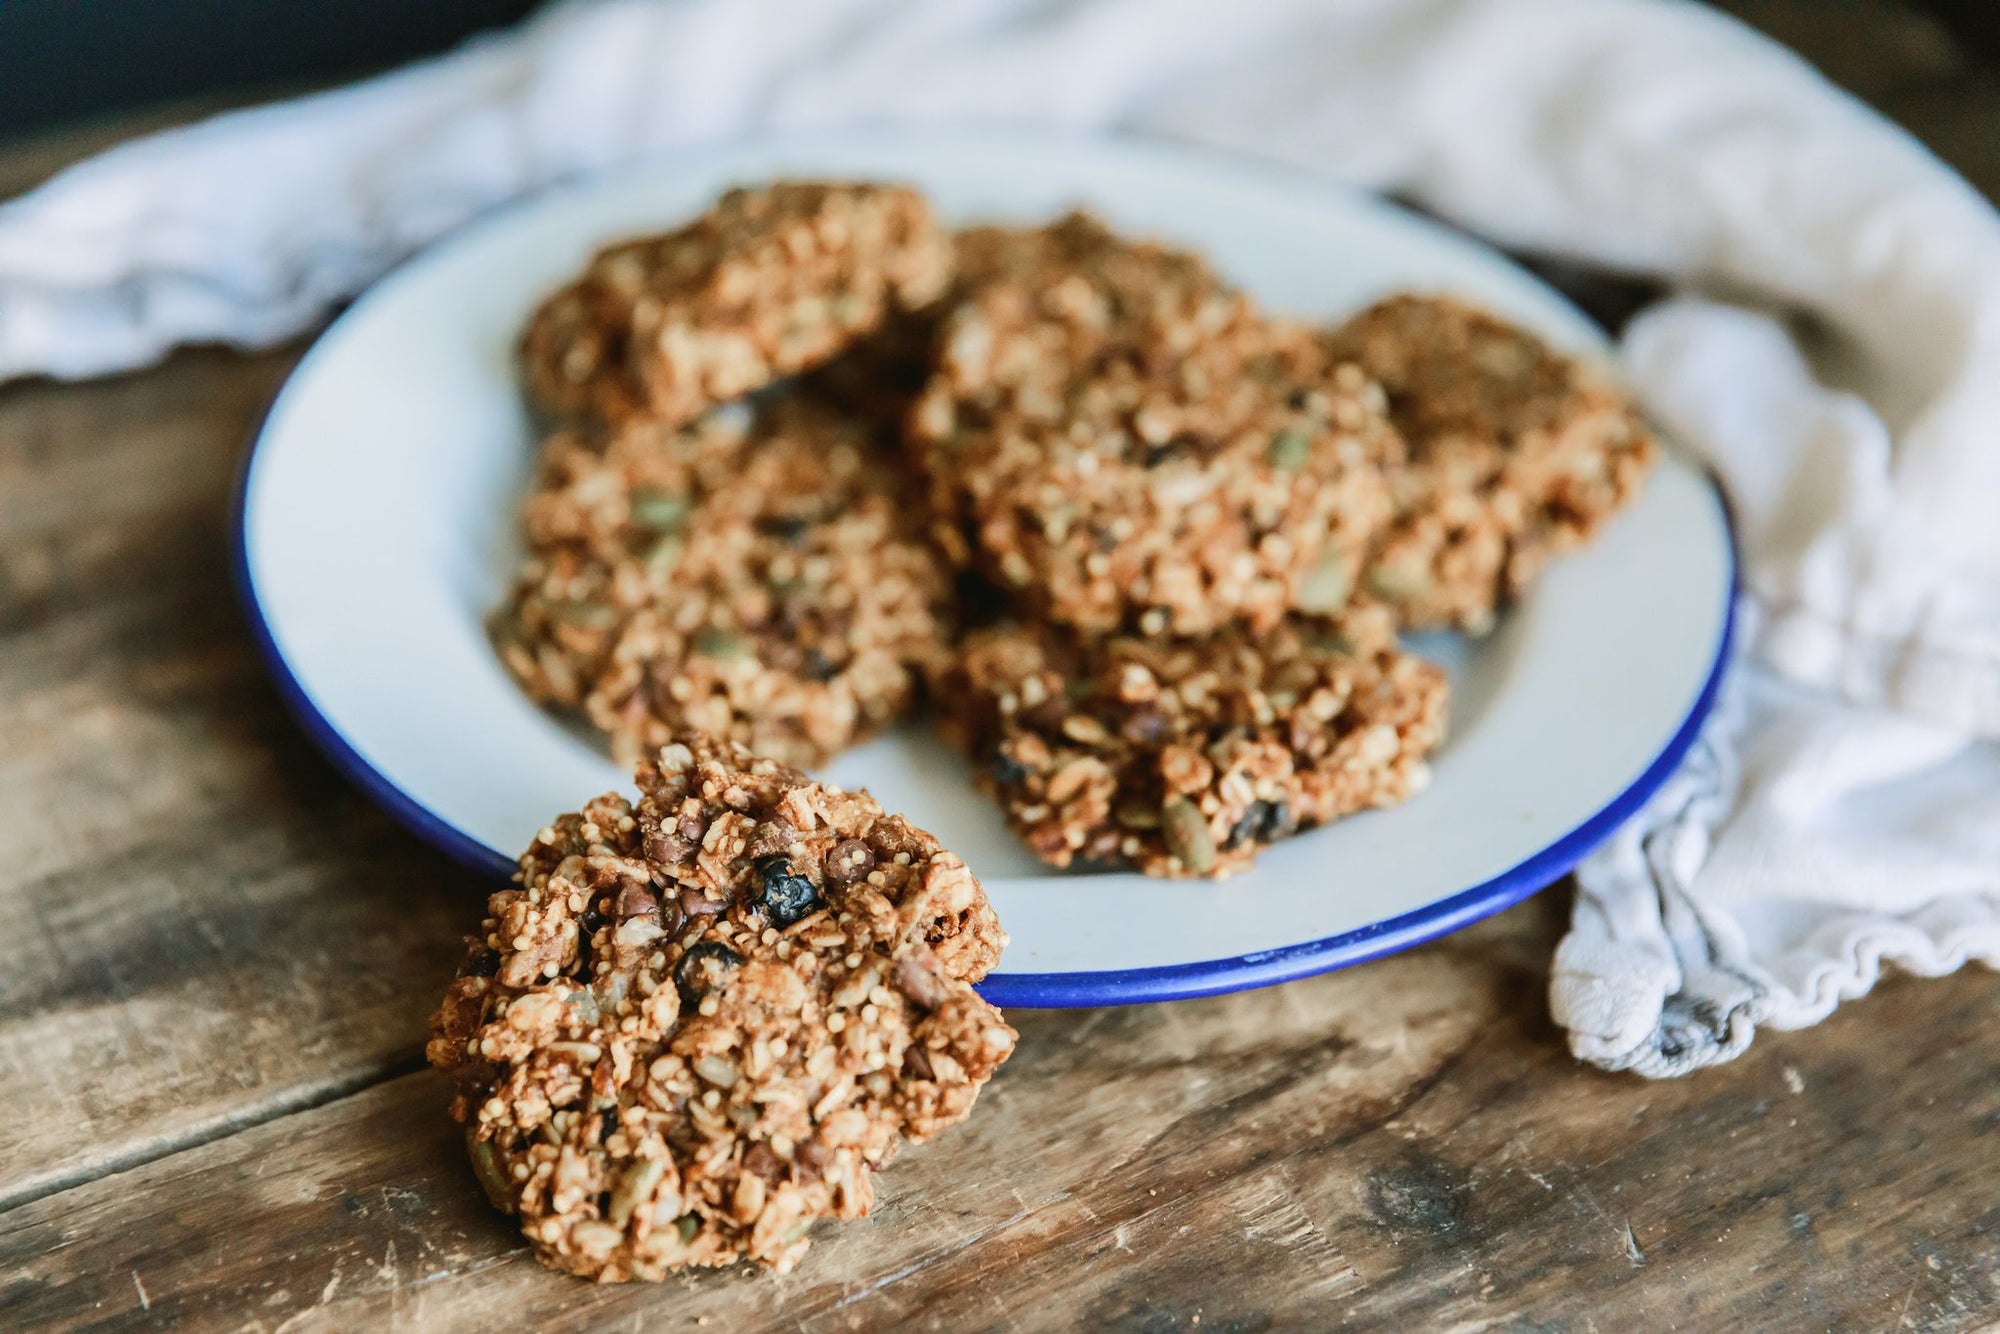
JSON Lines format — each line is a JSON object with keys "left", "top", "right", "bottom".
{"left": 3, "top": 5, "right": 1997, "bottom": 1328}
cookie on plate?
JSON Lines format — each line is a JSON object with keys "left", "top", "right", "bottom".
{"left": 907, "top": 214, "right": 1400, "bottom": 638}
{"left": 492, "top": 395, "right": 951, "bottom": 769}
{"left": 1327, "top": 294, "right": 1656, "bottom": 633}
{"left": 521, "top": 182, "right": 954, "bottom": 426}
{"left": 428, "top": 733, "right": 1014, "bottom": 1280}
{"left": 934, "top": 617, "right": 1447, "bottom": 878}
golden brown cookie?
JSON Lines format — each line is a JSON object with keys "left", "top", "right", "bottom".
{"left": 521, "top": 182, "right": 953, "bottom": 427}
{"left": 907, "top": 213, "right": 1399, "bottom": 638}
{"left": 1328, "top": 294, "right": 1656, "bottom": 633}
{"left": 934, "top": 619, "right": 1446, "bottom": 877}
{"left": 492, "top": 395, "right": 951, "bottom": 769}
{"left": 428, "top": 733, "right": 1014, "bottom": 1280}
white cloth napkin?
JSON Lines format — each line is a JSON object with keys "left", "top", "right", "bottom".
{"left": 5, "top": 0, "right": 1996, "bottom": 1075}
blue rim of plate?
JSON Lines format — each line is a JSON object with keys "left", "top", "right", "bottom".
{"left": 230, "top": 141, "right": 1740, "bottom": 1012}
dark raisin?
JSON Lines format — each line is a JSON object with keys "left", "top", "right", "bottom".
{"left": 674, "top": 941, "right": 743, "bottom": 1002}
{"left": 600, "top": 1109, "right": 619, "bottom": 1143}
{"left": 466, "top": 949, "right": 500, "bottom": 978}
{"left": 758, "top": 513, "right": 811, "bottom": 543}
{"left": 989, "top": 752, "right": 1029, "bottom": 786}
{"left": 752, "top": 856, "right": 822, "bottom": 928}
{"left": 825, "top": 838, "right": 876, "bottom": 885}
{"left": 1225, "top": 800, "right": 1294, "bottom": 850}
{"left": 802, "top": 647, "right": 839, "bottom": 682}
{"left": 579, "top": 901, "right": 607, "bottom": 937}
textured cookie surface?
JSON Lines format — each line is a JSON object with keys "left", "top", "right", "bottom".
{"left": 935, "top": 619, "right": 1447, "bottom": 878}
{"left": 907, "top": 214, "right": 1399, "bottom": 637}
{"left": 428, "top": 734, "right": 1014, "bottom": 1280}
{"left": 492, "top": 395, "right": 951, "bottom": 769}
{"left": 521, "top": 182, "right": 953, "bottom": 426}
{"left": 1328, "top": 294, "right": 1656, "bottom": 632}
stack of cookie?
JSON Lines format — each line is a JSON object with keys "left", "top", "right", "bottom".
{"left": 497, "top": 181, "right": 1653, "bottom": 881}
{"left": 440, "top": 180, "right": 1656, "bottom": 1282}
{"left": 496, "top": 183, "right": 959, "bottom": 772}
{"left": 450, "top": 185, "right": 1018, "bottom": 1283}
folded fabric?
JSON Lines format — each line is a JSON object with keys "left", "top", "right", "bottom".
{"left": 4, "top": 0, "right": 1995, "bottom": 1074}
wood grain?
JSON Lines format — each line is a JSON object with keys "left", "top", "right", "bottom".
{"left": 1, "top": 2, "right": 1998, "bottom": 1329}
{"left": 4, "top": 903, "right": 1998, "bottom": 1332}
{"left": 0, "top": 349, "right": 479, "bottom": 1208}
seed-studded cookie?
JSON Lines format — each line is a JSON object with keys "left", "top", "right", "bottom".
{"left": 907, "top": 213, "right": 1399, "bottom": 637}
{"left": 935, "top": 620, "right": 1447, "bottom": 878}
{"left": 427, "top": 733, "right": 1014, "bottom": 1280}
{"left": 1326, "top": 294, "right": 1656, "bottom": 633}
{"left": 521, "top": 182, "right": 954, "bottom": 427}
{"left": 492, "top": 395, "right": 951, "bottom": 769}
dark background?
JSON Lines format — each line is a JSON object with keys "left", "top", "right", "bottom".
{"left": 0, "top": 0, "right": 1996, "bottom": 139}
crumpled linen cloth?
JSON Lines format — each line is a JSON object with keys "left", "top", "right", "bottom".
{"left": 4, "top": 0, "right": 1996, "bottom": 1075}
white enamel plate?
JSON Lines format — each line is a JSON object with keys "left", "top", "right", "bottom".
{"left": 237, "top": 131, "right": 1734, "bottom": 1008}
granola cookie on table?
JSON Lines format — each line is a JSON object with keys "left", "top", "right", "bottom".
{"left": 521, "top": 182, "right": 954, "bottom": 426}
{"left": 934, "top": 619, "right": 1447, "bottom": 878}
{"left": 492, "top": 395, "right": 951, "bottom": 769}
{"left": 427, "top": 733, "right": 1014, "bottom": 1281}
{"left": 1326, "top": 293, "right": 1657, "bottom": 633}
{"left": 907, "top": 214, "right": 1399, "bottom": 637}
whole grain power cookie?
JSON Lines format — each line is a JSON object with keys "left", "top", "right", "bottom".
{"left": 800, "top": 216, "right": 1185, "bottom": 438}
{"left": 935, "top": 622, "right": 1447, "bottom": 877}
{"left": 493, "top": 396, "right": 950, "bottom": 769}
{"left": 521, "top": 182, "right": 953, "bottom": 426}
{"left": 907, "top": 214, "right": 1399, "bottom": 637}
{"left": 1326, "top": 294, "right": 1656, "bottom": 633}
{"left": 427, "top": 734, "right": 1014, "bottom": 1280}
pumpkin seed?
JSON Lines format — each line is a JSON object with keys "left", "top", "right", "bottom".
{"left": 645, "top": 534, "right": 684, "bottom": 576}
{"left": 606, "top": 1157, "right": 666, "bottom": 1228}
{"left": 1296, "top": 551, "right": 1352, "bottom": 612}
{"left": 1114, "top": 801, "right": 1162, "bottom": 830}
{"left": 1161, "top": 795, "right": 1216, "bottom": 874}
{"left": 1367, "top": 562, "right": 1434, "bottom": 600}
{"left": 466, "top": 1131, "right": 515, "bottom": 1213}
{"left": 1267, "top": 427, "right": 1313, "bottom": 469}
{"left": 551, "top": 599, "right": 617, "bottom": 631}
{"left": 631, "top": 490, "right": 691, "bottom": 534}
{"left": 694, "top": 627, "right": 754, "bottom": 660}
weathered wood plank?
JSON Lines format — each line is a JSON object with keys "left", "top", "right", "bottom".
{"left": 3, "top": 901, "right": 1997, "bottom": 1333}
{"left": 0, "top": 349, "right": 481, "bottom": 1207}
